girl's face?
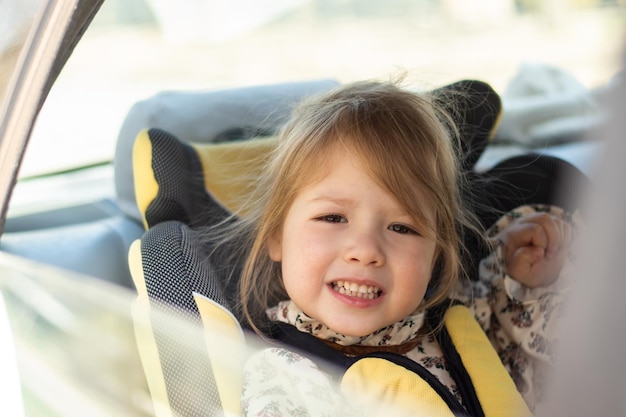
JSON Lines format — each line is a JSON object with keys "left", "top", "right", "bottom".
{"left": 268, "top": 150, "right": 437, "bottom": 337}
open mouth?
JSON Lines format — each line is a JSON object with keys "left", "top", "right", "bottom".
{"left": 331, "top": 280, "right": 382, "bottom": 300}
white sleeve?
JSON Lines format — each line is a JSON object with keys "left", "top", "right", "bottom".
{"left": 241, "top": 347, "right": 358, "bottom": 417}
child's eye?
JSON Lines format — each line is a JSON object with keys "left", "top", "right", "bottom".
{"left": 388, "top": 223, "right": 417, "bottom": 235}
{"left": 318, "top": 214, "right": 346, "bottom": 223}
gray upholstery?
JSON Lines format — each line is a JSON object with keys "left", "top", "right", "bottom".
{"left": 1, "top": 214, "right": 143, "bottom": 287}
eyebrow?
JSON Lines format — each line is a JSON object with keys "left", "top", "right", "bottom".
{"left": 309, "top": 194, "right": 354, "bottom": 206}
{"left": 309, "top": 194, "right": 414, "bottom": 219}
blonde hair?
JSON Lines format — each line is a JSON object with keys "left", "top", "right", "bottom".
{"left": 221, "top": 79, "right": 480, "bottom": 335}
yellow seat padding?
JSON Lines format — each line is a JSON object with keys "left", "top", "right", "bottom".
{"left": 192, "top": 138, "right": 276, "bottom": 215}
{"left": 194, "top": 293, "right": 246, "bottom": 417}
{"left": 342, "top": 357, "right": 456, "bottom": 417}
{"left": 133, "top": 128, "right": 277, "bottom": 230}
{"left": 133, "top": 130, "right": 160, "bottom": 230}
{"left": 444, "top": 305, "right": 532, "bottom": 417}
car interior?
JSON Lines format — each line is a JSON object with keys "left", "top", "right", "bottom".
{"left": 0, "top": 0, "right": 624, "bottom": 415}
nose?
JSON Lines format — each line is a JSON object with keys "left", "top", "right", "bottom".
{"left": 343, "top": 229, "right": 386, "bottom": 267}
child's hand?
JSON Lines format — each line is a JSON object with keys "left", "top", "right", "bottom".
{"left": 497, "top": 212, "right": 572, "bottom": 288}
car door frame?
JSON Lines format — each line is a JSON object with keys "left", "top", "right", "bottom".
{"left": 0, "top": 0, "right": 105, "bottom": 235}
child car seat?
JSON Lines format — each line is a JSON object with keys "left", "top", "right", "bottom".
{"left": 128, "top": 79, "right": 512, "bottom": 416}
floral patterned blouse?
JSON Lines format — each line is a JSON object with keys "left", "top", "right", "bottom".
{"left": 241, "top": 205, "right": 580, "bottom": 417}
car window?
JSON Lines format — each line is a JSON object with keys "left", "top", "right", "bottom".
{"left": 0, "top": 0, "right": 42, "bottom": 104}
{"left": 0, "top": 252, "right": 160, "bottom": 416}
{"left": 18, "top": 0, "right": 626, "bottom": 179}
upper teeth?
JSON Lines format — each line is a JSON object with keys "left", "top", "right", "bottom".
{"left": 333, "top": 280, "right": 381, "bottom": 299}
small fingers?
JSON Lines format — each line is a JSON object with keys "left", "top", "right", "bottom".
{"left": 506, "top": 246, "right": 541, "bottom": 285}
{"left": 519, "top": 213, "right": 571, "bottom": 259}
{"left": 507, "top": 244, "right": 567, "bottom": 287}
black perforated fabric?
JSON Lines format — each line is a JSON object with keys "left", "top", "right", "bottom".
{"left": 145, "top": 128, "right": 230, "bottom": 229}
{"left": 141, "top": 220, "right": 229, "bottom": 416}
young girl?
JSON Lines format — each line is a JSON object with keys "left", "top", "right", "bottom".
{"left": 227, "top": 80, "right": 577, "bottom": 417}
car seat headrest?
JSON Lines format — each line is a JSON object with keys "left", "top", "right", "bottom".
{"left": 133, "top": 128, "right": 276, "bottom": 230}
{"left": 116, "top": 79, "right": 340, "bottom": 223}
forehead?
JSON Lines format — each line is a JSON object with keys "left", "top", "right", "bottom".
{"left": 301, "top": 150, "right": 375, "bottom": 196}
{"left": 297, "top": 148, "right": 437, "bottom": 223}
{"left": 296, "top": 143, "right": 367, "bottom": 188}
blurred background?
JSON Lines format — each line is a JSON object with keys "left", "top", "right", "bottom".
{"left": 4, "top": 0, "right": 624, "bottom": 180}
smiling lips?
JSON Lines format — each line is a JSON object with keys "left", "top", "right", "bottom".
{"left": 331, "top": 280, "right": 382, "bottom": 299}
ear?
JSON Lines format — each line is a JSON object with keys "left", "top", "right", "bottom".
{"left": 267, "top": 235, "right": 282, "bottom": 262}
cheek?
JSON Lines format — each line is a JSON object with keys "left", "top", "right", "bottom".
{"left": 401, "top": 242, "right": 437, "bottom": 283}
{"left": 284, "top": 222, "right": 329, "bottom": 254}
{"left": 280, "top": 229, "right": 333, "bottom": 281}
{"left": 280, "top": 249, "right": 322, "bottom": 303}
{"left": 282, "top": 236, "right": 327, "bottom": 273}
